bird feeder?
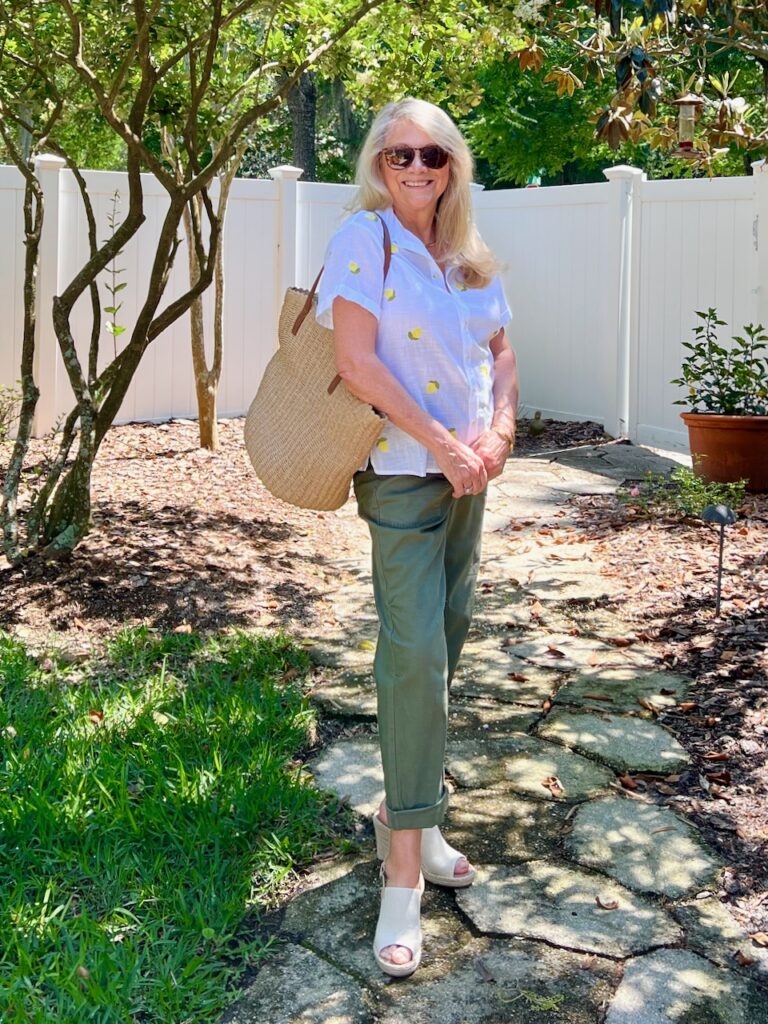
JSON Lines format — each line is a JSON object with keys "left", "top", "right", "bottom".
{"left": 672, "top": 92, "right": 705, "bottom": 156}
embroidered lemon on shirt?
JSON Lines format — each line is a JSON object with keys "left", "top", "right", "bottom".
{"left": 390, "top": 243, "right": 399, "bottom": 253}
{"left": 479, "top": 364, "right": 490, "bottom": 377}
{"left": 447, "top": 427, "right": 457, "bottom": 437}
{"left": 384, "top": 288, "right": 396, "bottom": 301}
{"left": 408, "top": 327, "right": 422, "bottom": 341}
{"left": 348, "top": 260, "right": 361, "bottom": 274}
{"left": 376, "top": 437, "right": 390, "bottom": 452}
{"left": 365, "top": 212, "right": 379, "bottom": 220}
{"left": 426, "top": 380, "right": 440, "bottom": 394}
{"left": 456, "top": 282, "right": 468, "bottom": 292}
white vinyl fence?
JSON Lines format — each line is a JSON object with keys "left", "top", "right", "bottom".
{"left": 1, "top": 158, "right": 767, "bottom": 450}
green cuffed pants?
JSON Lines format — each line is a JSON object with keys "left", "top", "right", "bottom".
{"left": 353, "top": 469, "right": 486, "bottom": 831}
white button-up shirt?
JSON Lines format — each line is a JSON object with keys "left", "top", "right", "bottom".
{"left": 316, "top": 206, "right": 512, "bottom": 476}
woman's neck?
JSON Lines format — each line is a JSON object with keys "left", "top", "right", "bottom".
{"left": 391, "top": 205, "right": 436, "bottom": 247}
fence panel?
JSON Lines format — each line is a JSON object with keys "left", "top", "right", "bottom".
{"left": 631, "top": 176, "right": 757, "bottom": 450}
{"left": 0, "top": 167, "right": 28, "bottom": 401}
{"left": 474, "top": 184, "right": 614, "bottom": 425}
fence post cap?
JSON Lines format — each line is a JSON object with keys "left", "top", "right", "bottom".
{"left": 34, "top": 154, "right": 66, "bottom": 171}
{"left": 751, "top": 158, "right": 768, "bottom": 176}
{"left": 268, "top": 165, "right": 305, "bottom": 181}
{"left": 603, "top": 164, "right": 645, "bottom": 182}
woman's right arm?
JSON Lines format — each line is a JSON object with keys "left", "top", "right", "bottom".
{"left": 333, "top": 296, "right": 487, "bottom": 497}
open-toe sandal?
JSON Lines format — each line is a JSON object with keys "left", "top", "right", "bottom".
{"left": 373, "top": 862, "right": 424, "bottom": 978}
{"left": 373, "top": 811, "right": 477, "bottom": 889}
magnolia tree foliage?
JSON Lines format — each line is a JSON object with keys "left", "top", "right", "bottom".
{"left": 510, "top": 0, "right": 768, "bottom": 163}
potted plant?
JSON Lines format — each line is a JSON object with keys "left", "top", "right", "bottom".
{"left": 671, "top": 308, "right": 768, "bottom": 492}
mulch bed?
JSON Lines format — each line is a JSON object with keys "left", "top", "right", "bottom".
{"left": 1, "top": 415, "right": 766, "bottom": 948}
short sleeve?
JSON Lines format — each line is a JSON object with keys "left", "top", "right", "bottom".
{"left": 490, "top": 274, "right": 513, "bottom": 331}
{"left": 316, "top": 212, "right": 387, "bottom": 328}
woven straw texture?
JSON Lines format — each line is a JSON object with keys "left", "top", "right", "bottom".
{"left": 244, "top": 287, "right": 385, "bottom": 510}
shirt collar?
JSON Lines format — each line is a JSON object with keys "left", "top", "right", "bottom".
{"left": 378, "top": 205, "right": 433, "bottom": 259}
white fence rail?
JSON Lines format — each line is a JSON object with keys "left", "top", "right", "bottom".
{"left": 1, "top": 159, "right": 767, "bottom": 450}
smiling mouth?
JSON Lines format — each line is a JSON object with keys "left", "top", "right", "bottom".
{"left": 403, "top": 180, "right": 433, "bottom": 188}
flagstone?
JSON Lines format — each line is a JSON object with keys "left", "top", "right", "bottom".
{"left": 538, "top": 709, "right": 690, "bottom": 774}
{"left": 310, "top": 736, "right": 383, "bottom": 818}
{"left": 447, "top": 733, "right": 615, "bottom": 801}
{"left": 377, "top": 937, "right": 618, "bottom": 1024}
{"left": 456, "top": 861, "right": 681, "bottom": 957}
{"left": 554, "top": 668, "right": 694, "bottom": 713}
{"left": 673, "top": 898, "right": 768, "bottom": 979}
{"left": 507, "top": 634, "right": 657, "bottom": 672}
{"left": 564, "top": 797, "right": 721, "bottom": 897}
{"left": 448, "top": 789, "right": 572, "bottom": 864}
{"left": 220, "top": 943, "right": 367, "bottom": 1024}
{"left": 455, "top": 637, "right": 564, "bottom": 705}
{"left": 605, "top": 949, "right": 768, "bottom": 1024}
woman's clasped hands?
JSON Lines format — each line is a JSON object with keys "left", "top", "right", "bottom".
{"left": 433, "top": 433, "right": 488, "bottom": 498}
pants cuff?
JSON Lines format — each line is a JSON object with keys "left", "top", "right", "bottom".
{"left": 386, "top": 785, "right": 449, "bottom": 831}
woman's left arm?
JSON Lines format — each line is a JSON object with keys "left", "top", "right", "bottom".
{"left": 470, "top": 328, "right": 519, "bottom": 481}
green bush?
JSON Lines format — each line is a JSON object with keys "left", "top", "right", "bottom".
{"left": 619, "top": 466, "right": 746, "bottom": 518}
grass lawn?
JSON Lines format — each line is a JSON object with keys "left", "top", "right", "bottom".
{"left": 0, "top": 628, "right": 344, "bottom": 1023}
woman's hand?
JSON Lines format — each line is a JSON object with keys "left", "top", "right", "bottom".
{"left": 432, "top": 437, "right": 488, "bottom": 499}
{"left": 470, "top": 429, "right": 511, "bottom": 483}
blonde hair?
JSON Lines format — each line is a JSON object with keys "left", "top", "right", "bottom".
{"left": 351, "top": 98, "right": 498, "bottom": 289}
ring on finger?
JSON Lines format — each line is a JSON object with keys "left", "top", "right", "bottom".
{"left": 463, "top": 485, "right": 473, "bottom": 494}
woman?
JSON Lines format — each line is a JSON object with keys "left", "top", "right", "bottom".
{"left": 317, "top": 98, "right": 518, "bottom": 977}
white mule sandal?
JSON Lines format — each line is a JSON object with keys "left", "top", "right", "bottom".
{"left": 372, "top": 811, "right": 477, "bottom": 889}
{"left": 373, "top": 863, "right": 425, "bottom": 978}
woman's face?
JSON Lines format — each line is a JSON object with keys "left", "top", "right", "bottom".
{"left": 379, "top": 120, "right": 450, "bottom": 219}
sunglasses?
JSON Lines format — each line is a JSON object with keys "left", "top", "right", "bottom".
{"left": 380, "top": 145, "right": 450, "bottom": 170}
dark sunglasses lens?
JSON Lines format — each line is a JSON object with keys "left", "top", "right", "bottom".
{"left": 384, "top": 147, "right": 415, "bottom": 168}
{"left": 421, "top": 146, "right": 449, "bottom": 169}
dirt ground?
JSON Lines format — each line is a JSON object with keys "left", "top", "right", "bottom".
{"left": 1, "top": 416, "right": 766, "bottom": 942}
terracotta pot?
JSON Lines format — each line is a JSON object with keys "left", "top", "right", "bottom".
{"left": 681, "top": 412, "right": 768, "bottom": 492}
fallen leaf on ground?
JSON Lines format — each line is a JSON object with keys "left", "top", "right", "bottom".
{"left": 507, "top": 672, "right": 528, "bottom": 683}
{"left": 541, "top": 775, "right": 565, "bottom": 798}
{"left": 650, "top": 826, "right": 677, "bottom": 835}
{"left": 734, "top": 950, "right": 757, "bottom": 967}
{"left": 583, "top": 693, "right": 614, "bottom": 702}
{"left": 88, "top": 709, "right": 104, "bottom": 725}
{"left": 618, "top": 773, "right": 639, "bottom": 790}
{"left": 678, "top": 702, "right": 698, "bottom": 713}
{"left": 173, "top": 623, "right": 192, "bottom": 634}
{"left": 750, "top": 932, "right": 768, "bottom": 947}
{"left": 595, "top": 896, "right": 619, "bottom": 910}
{"left": 638, "top": 698, "right": 659, "bottom": 715}
{"left": 546, "top": 645, "right": 566, "bottom": 658}
{"left": 659, "top": 687, "right": 677, "bottom": 696}
{"left": 703, "top": 752, "right": 729, "bottom": 762}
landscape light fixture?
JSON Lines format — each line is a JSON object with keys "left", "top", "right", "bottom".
{"left": 701, "top": 504, "right": 737, "bottom": 617}
{"left": 672, "top": 92, "right": 705, "bottom": 158}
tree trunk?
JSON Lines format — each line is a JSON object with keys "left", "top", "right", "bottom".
{"left": 41, "top": 447, "right": 94, "bottom": 551}
{"left": 287, "top": 72, "right": 317, "bottom": 181}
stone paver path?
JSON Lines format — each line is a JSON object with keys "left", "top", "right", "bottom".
{"left": 224, "top": 443, "right": 768, "bottom": 1024}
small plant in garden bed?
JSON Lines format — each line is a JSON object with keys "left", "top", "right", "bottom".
{"left": 671, "top": 309, "right": 768, "bottom": 415}
{"left": 0, "top": 628, "right": 347, "bottom": 1024}
{"left": 0, "top": 383, "right": 21, "bottom": 443}
{"left": 619, "top": 466, "right": 747, "bottom": 519}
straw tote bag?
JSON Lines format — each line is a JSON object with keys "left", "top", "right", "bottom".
{"left": 244, "top": 215, "right": 391, "bottom": 511}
